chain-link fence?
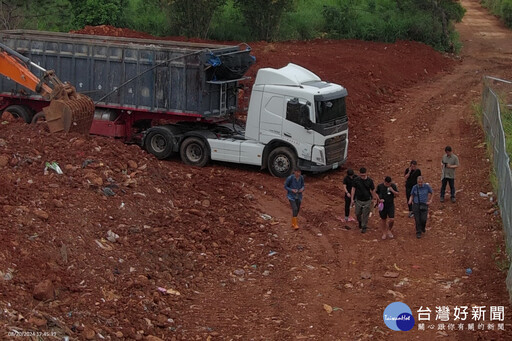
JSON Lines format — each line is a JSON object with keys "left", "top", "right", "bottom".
{"left": 482, "top": 76, "right": 512, "bottom": 300}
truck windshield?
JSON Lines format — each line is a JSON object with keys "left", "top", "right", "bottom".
{"left": 315, "top": 97, "right": 347, "bottom": 124}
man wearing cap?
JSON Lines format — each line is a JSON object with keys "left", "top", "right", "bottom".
{"left": 284, "top": 168, "right": 305, "bottom": 230}
{"left": 351, "top": 167, "right": 378, "bottom": 233}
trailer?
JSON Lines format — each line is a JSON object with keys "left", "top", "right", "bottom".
{"left": 0, "top": 30, "right": 348, "bottom": 177}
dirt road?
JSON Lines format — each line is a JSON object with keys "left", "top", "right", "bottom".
{"left": 1, "top": 1, "right": 512, "bottom": 340}
{"left": 191, "top": 1, "right": 512, "bottom": 340}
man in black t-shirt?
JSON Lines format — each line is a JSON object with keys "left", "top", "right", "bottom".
{"left": 376, "top": 176, "right": 399, "bottom": 240}
{"left": 404, "top": 160, "right": 421, "bottom": 218}
{"left": 342, "top": 169, "right": 356, "bottom": 222}
{"left": 351, "top": 167, "right": 378, "bottom": 233}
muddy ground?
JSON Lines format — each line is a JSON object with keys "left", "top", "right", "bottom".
{"left": 1, "top": 0, "right": 512, "bottom": 340}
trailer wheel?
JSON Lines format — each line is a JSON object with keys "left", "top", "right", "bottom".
{"left": 268, "top": 147, "right": 297, "bottom": 178}
{"left": 31, "top": 112, "right": 50, "bottom": 131}
{"left": 4, "top": 105, "right": 34, "bottom": 123}
{"left": 145, "top": 128, "right": 175, "bottom": 159}
{"left": 180, "top": 137, "right": 210, "bottom": 167}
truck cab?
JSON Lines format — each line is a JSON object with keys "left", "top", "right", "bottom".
{"left": 243, "top": 63, "right": 348, "bottom": 176}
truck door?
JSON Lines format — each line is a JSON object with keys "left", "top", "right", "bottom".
{"left": 282, "top": 97, "right": 314, "bottom": 160}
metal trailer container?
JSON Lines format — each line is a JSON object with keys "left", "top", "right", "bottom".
{"left": 0, "top": 30, "right": 254, "bottom": 140}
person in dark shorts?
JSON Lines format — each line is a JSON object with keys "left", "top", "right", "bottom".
{"left": 404, "top": 160, "right": 421, "bottom": 218}
{"left": 342, "top": 169, "right": 356, "bottom": 222}
{"left": 351, "top": 167, "right": 378, "bottom": 233}
{"left": 376, "top": 176, "right": 399, "bottom": 240}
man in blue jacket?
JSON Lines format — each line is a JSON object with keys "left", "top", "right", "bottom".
{"left": 284, "top": 168, "right": 305, "bottom": 230}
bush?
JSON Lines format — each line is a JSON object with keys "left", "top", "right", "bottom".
{"left": 122, "top": 0, "right": 170, "bottom": 36}
{"left": 502, "top": 0, "right": 512, "bottom": 28}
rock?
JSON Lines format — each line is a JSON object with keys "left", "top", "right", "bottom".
{"left": 28, "top": 316, "right": 47, "bottom": 327}
{"left": 127, "top": 160, "right": 138, "bottom": 169}
{"left": 155, "top": 314, "right": 167, "bottom": 327}
{"left": 145, "top": 336, "right": 164, "bottom": 341}
{"left": 383, "top": 271, "right": 399, "bottom": 278}
{"left": 1, "top": 111, "right": 16, "bottom": 121}
{"left": 0, "top": 138, "right": 6, "bottom": 147}
{"left": 33, "top": 279, "right": 55, "bottom": 301}
{"left": 202, "top": 199, "right": 211, "bottom": 207}
{"left": 344, "top": 283, "right": 353, "bottom": 289}
{"left": 360, "top": 271, "right": 372, "bottom": 279}
{"left": 0, "top": 155, "right": 9, "bottom": 167}
{"left": 115, "top": 331, "right": 124, "bottom": 338}
{"left": 83, "top": 326, "right": 95, "bottom": 340}
{"left": 52, "top": 199, "right": 64, "bottom": 208}
{"left": 84, "top": 172, "right": 103, "bottom": 186}
{"left": 219, "top": 217, "right": 225, "bottom": 224}
{"left": 33, "top": 209, "right": 49, "bottom": 221}
{"left": 323, "top": 303, "right": 333, "bottom": 314}
{"left": 9, "top": 157, "right": 18, "bottom": 167}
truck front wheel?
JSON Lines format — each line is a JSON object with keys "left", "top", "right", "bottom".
{"left": 180, "top": 137, "right": 210, "bottom": 167}
{"left": 145, "top": 128, "right": 175, "bottom": 159}
{"left": 268, "top": 147, "right": 297, "bottom": 178}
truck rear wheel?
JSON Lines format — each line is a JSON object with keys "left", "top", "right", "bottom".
{"left": 4, "top": 105, "right": 34, "bottom": 123}
{"left": 180, "top": 137, "right": 210, "bottom": 167}
{"left": 268, "top": 147, "right": 297, "bottom": 178}
{"left": 145, "top": 127, "right": 175, "bottom": 159}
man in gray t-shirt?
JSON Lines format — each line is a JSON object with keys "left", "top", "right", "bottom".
{"left": 440, "top": 146, "right": 460, "bottom": 203}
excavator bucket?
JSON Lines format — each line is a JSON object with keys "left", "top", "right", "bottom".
{"left": 42, "top": 85, "right": 95, "bottom": 134}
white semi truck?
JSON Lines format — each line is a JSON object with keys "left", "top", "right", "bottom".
{"left": 1, "top": 31, "right": 348, "bottom": 177}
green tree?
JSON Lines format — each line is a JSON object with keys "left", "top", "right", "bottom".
{"left": 163, "top": 0, "right": 227, "bottom": 38}
{"left": 234, "top": 0, "right": 295, "bottom": 41}
{"left": 69, "top": 0, "right": 126, "bottom": 28}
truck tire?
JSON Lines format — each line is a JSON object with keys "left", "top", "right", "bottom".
{"left": 4, "top": 105, "right": 34, "bottom": 123}
{"left": 145, "top": 128, "right": 175, "bottom": 159}
{"left": 268, "top": 147, "right": 297, "bottom": 178}
{"left": 180, "top": 137, "right": 210, "bottom": 167}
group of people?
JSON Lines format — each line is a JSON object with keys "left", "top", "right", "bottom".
{"left": 284, "top": 146, "right": 459, "bottom": 239}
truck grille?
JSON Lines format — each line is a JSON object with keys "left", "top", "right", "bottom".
{"left": 325, "top": 134, "right": 346, "bottom": 164}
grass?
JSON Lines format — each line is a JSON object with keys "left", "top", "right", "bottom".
{"left": 502, "top": 105, "right": 512, "bottom": 164}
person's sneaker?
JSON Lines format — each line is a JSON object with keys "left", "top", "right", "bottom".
{"left": 362, "top": 227, "right": 367, "bottom": 234}
{"left": 408, "top": 211, "right": 414, "bottom": 218}
{"left": 348, "top": 217, "right": 356, "bottom": 222}
{"left": 451, "top": 197, "right": 456, "bottom": 203}
{"left": 344, "top": 216, "right": 349, "bottom": 222}
{"left": 416, "top": 232, "right": 422, "bottom": 239}
{"left": 387, "top": 231, "right": 394, "bottom": 239}
{"left": 381, "top": 234, "right": 387, "bottom": 240}
{"left": 440, "top": 197, "right": 445, "bottom": 203}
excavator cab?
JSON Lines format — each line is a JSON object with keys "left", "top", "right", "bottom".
{"left": 0, "top": 42, "right": 94, "bottom": 134}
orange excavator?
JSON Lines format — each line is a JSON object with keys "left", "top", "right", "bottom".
{"left": 0, "top": 42, "right": 94, "bottom": 133}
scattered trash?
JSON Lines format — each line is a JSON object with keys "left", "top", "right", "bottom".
{"left": 262, "top": 270, "right": 270, "bottom": 276}
{"left": 233, "top": 269, "right": 245, "bottom": 276}
{"left": 479, "top": 192, "right": 488, "bottom": 197}
{"left": 393, "top": 263, "right": 402, "bottom": 271}
{"left": 82, "top": 159, "right": 95, "bottom": 168}
{"left": 268, "top": 251, "right": 278, "bottom": 256}
{"left": 387, "top": 289, "right": 405, "bottom": 299}
{"left": 378, "top": 202, "right": 384, "bottom": 211}
{"left": 383, "top": 271, "right": 400, "bottom": 278}
{"left": 167, "top": 288, "right": 181, "bottom": 296}
{"left": 344, "top": 283, "right": 353, "bottom": 289}
{"left": 94, "top": 239, "right": 113, "bottom": 251}
{"left": 44, "top": 162, "right": 63, "bottom": 175}
{"left": 251, "top": 264, "right": 257, "bottom": 269}
{"left": 119, "top": 202, "right": 125, "bottom": 209}
{"left": 102, "top": 187, "right": 115, "bottom": 196}
{"left": 465, "top": 268, "right": 472, "bottom": 275}
{"left": 260, "top": 213, "right": 272, "bottom": 220}
{"left": 394, "top": 278, "right": 410, "bottom": 288}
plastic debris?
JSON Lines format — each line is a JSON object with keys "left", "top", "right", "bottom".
{"left": 44, "top": 162, "right": 63, "bottom": 175}
{"left": 82, "top": 159, "right": 95, "bottom": 168}
{"left": 106, "top": 230, "right": 119, "bottom": 243}
{"left": 268, "top": 251, "right": 278, "bottom": 256}
{"left": 260, "top": 213, "right": 272, "bottom": 220}
{"left": 102, "top": 187, "right": 115, "bottom": 196}
{"left": 378, "top": 202, "right": 384, "bottom": 211}
{"left": 465, "top": 268, "right": 472, "bottom": 275}
{"left": 479, "top": 192, "right": 488, "bottom": 197}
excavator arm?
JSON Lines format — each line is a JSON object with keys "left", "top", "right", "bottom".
{"left": 0, "top": 42, "right": 94, "bottom": 134}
